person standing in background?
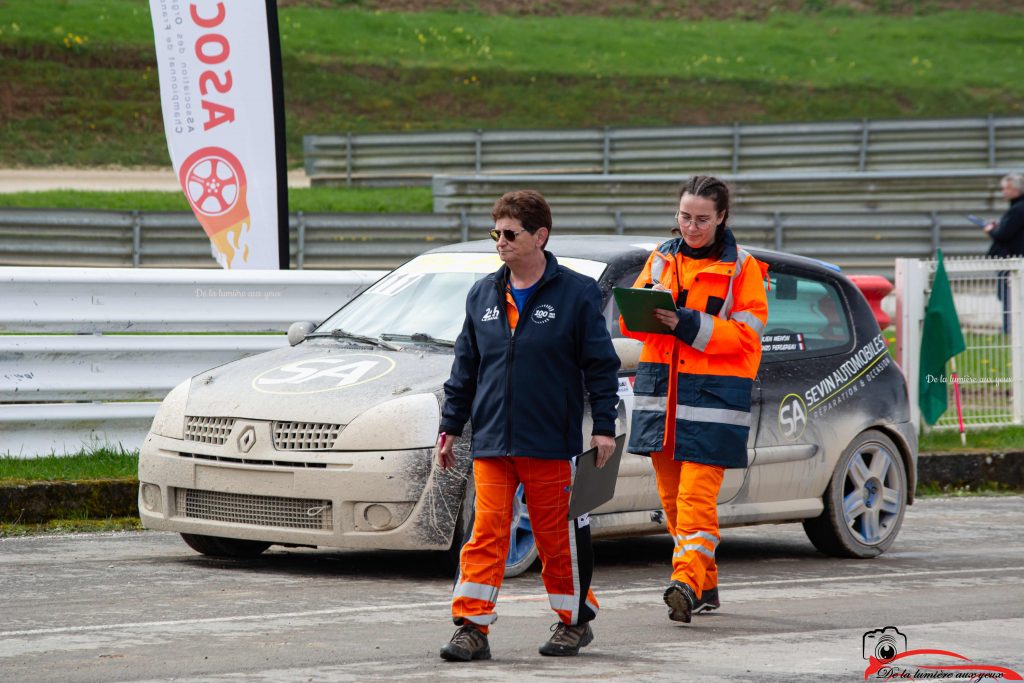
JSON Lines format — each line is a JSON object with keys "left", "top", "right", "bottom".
{"left": 983, "top": 173, "right": 1024, "bottom": 334}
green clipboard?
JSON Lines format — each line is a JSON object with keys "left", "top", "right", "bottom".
{"left": 613, "top": 286, "right": 677, "bottom": 333}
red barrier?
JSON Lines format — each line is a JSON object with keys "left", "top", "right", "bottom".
{"left": 849, "top": 275, "right": 893, "bottom": 330}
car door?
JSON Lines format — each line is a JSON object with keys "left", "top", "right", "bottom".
{"left": 749, "top": 264, "right": 856, "bottom": 503}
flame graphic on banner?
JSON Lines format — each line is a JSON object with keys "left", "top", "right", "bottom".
{"left": 178, "top": 147, "right": 253, "bottom": 269}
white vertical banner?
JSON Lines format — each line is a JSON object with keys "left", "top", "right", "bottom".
{"left": 149, "top": 1, "right": 289, "bottom": 270}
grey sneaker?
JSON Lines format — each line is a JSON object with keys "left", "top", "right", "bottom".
{"left": 663, "top": 580, "right": 696, "bottom": 623}
{"left": 693, "top": 586, "right": 720, "bottom": 614}
{"left": 538, "top": 622, "right": 594, "bottom": 656}
{"left": 440, "top": 624, "right": 491, "bottom": 662}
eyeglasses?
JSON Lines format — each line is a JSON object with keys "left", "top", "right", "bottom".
{"left": 489, "top": 228, "right": 530, "bottom": 242}
{"left": 674, "top": 212, "right": 716, "bottom": 230}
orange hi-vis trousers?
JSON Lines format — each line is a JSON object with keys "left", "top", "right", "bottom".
{"left": 651, "top": 451, "right": 725, "bottom": 600}
{"left": 451, "top": 456, "right": 599, "bottom": 634}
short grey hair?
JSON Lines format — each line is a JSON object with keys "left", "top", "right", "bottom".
{"left": 1002, "top": 173, "right": 1024, "bottom": 193}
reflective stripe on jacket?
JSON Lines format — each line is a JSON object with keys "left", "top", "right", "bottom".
{"left": 620, "top": 230, "right": 768, "bottom": 468}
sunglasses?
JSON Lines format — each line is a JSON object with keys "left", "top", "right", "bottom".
{"left": 489, "top": 227, "right": 530, "bottom": 242}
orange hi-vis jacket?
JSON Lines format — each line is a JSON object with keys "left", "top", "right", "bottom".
{"left": 620, "top": 230, "right": 769, "bottom": 468}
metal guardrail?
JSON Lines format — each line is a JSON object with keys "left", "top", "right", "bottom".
{"left": 305, "top": 116, "right": 1024, "bottom": 187}
{"left": 431, "top": 168, "right": 1011, "bottom": 214}
{"left": 0, "top": 206, "right": 1008, "bottom": 278}
{"left": 0, "top": 267, "right": 384, "bottom": 457}
{"left": 0, "top": 209, "right": 469, "bottom": 271}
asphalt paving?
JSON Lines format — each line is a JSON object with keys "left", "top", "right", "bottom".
{"left": 1, "top": 496, "right": 1022, "bottom": 682}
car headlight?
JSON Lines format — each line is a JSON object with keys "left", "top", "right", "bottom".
{"left": 335, "top": 393, "right": 440, "bottom": 451}
{"left": 150, "top": 379, "right": 191, "bottom": 440}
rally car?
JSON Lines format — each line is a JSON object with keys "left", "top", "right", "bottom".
{"left": 138, "top": 236, "right": 917, "bottom": 576}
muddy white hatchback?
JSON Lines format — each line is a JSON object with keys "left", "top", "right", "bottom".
{"left": 139, "top": 236, "right": 917, "bottom": 575}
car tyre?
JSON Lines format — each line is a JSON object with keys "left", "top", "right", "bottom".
{"left": 180, "top": 533, "right": 271, "bottom": 558}
{"left": 803, "top": 429, "right": 907, "bottom": 558}
{"left": 503, "top": 484, "right": 539, "bottom": 578}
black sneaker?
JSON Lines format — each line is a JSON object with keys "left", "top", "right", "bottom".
{"left": 440, "top": 624, "right": 491, "bottom": 662}
{"left": 693, "top": 586, "right": 720, "bottom": 614}
{"left": 538, "top": 622, "right": 594, "bottom": 656}
{"left": 663, "top": 581, "right": 696, "bottom": 623}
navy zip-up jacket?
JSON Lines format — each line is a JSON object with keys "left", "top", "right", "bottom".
{"left": 440, "top": 251, "right": 621, "bottom": 460}
{"left": 987, "top": 194, "right": 1024, "bottom": 258}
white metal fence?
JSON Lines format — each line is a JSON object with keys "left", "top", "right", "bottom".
{"left": 896, "top": 257, "right": 1024, "bottom": 430}
{"left": 305, "top": 115, "right": 1024, "bottom": 186}
{"left": 0, "top": 267, "right": 384, "bottom": 457}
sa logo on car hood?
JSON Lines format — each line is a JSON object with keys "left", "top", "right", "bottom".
{"left": 184, "top": 344, "right": 454, "bottom": 423}
{"left": 252, "top": 353, "right": 397, "bottom": 395}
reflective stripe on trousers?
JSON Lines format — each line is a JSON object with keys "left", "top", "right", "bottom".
{"left": 650, "top": 452, "right": 724, "bottom": 598}
{"left": 451, "top": 456, "right": 599, "bottom": 632}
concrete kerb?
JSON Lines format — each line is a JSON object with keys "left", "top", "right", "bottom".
{"left": 1, "top": 452, "right": 1021, "bottom": 525}
{"left": 916, "top": 450, "right": 1024, "bottom": 490}
{"left": 0, "top": 479, "right": 138, "bottom": 524}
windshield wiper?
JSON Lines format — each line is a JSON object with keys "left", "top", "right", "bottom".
{"left": 380, "top": 332, "right": 456, "bottom": 347}
{"left": 306, "top": 328, "right": 402, "bottom": 351}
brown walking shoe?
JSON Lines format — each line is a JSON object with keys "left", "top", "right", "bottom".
{"left": 440, "top": 624, "right": 491, "bottom": 662}
{"left": 663, "top": 580, "right": 696, "bottom": 623}
{"left": 538, "top": 621, "right": 594, "bottom": 656}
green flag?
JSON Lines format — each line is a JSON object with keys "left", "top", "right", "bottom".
{"left": 919, "top": 250, "right": 966, "bottom": 425}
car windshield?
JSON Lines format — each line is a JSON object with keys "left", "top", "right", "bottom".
{"left": 316, "top": 252, "right": 607, "bottom": 344}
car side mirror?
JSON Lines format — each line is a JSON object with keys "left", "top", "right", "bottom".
{"left": 612, "top": 337, "right": 643, "bottom": 373}
{"left": 287, "top": 321, "right": 316, "bottom": 346}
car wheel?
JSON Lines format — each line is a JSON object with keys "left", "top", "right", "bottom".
{"left": 180, "top": 533, "right": 271, "bottom": 558}
{"left": 504, "top": 484, "right": 539, "bottom": 578}
{"left": 803, "top": 429, "right": 907, "bottom": 558}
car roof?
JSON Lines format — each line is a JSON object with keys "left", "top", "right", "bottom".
{"left": 429, "top": 235, "right": 842, "bottom": 276}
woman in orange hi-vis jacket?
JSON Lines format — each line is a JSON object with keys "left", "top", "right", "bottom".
{"left": 620, "top": 175, "right": 768, "bottom": 623}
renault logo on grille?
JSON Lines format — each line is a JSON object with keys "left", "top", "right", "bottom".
{"left": 237, "top": 426, "right": 257, "bottom": 453}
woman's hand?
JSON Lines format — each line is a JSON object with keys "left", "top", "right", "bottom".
{"left": 650, "top": 283, "right": 680, "bottom": 331}
{"left": 435, "top": 433, "right": 456, "bottom": 470}
{"left": 653, "top": 308, "right": 680, "bottom": 330}
{"left": 591, "top": 434, "right": 617, "bottom": 468}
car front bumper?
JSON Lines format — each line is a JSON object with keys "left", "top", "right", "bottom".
{"left": 137, "top": 431, "right": 466, "bottom": 551}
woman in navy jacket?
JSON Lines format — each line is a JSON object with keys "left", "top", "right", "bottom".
{"left": 435, "top": 190, "right": 620, "bottom": 662}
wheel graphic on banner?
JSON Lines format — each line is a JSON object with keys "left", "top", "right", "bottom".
{"left": 182, "top": 149, "right": 243, "bottom": 217}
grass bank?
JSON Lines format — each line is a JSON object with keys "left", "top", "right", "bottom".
{"left": 0, "top": 447, "right": 137, "bottom": 484}
{"left": 0, "top": 187, "right": 432, "bottom": 213}
{"left": 0, "top": 517, "right": 142, "bottom": 538}
{"left": 918, "top": 425, "right": 1024, "bottom": 453}
{"left": 1, "top": 2, "right": 1021, "bottom": 167}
